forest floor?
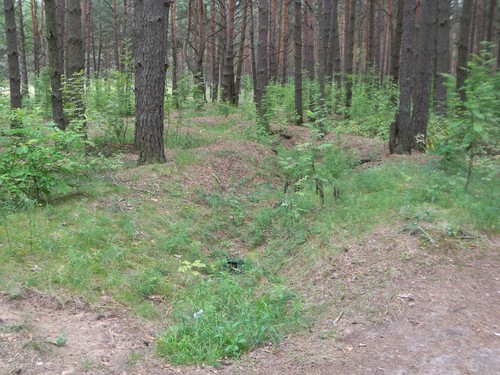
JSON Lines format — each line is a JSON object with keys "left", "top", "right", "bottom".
{"left": 1, "top": 117, "right": 499, "bottom": 374}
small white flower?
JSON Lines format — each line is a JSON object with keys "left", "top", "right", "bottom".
{"left": 193, "top": 309, "right": 204, "bottom": 319}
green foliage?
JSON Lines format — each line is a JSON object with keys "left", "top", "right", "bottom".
{"left": 341, "top": 75, "right": 397, "bottom": 139}
{"left": 279, "top": 139, "right": 356, "bottom": 207}
{"left": 263, "top": 80, "right": 297, "bottom": 125}
{"left": 435, "top": 48, "right": 499, "bottom": 189}
{"left": 32, "top": 67, "right": 53, "bottom": 119}
{"left": 86, "top": 69, "right": 134, "bottom": 146}
{"left": 157, "top": 276, "right": 301, "bottom": 365}
{"left": 0, "top": 126, "right": 89, "bottom": 202}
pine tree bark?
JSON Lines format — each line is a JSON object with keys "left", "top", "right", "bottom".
{"left": 304, "top": 0, "right": 314, "bottom": 82}
{"left": 486, "top": 0, "right": 496, "bottom": 42}
{"left": 318, "top": 0, "right": 329, "bottom": 103}
{"left": 30, "top": 0, "right": 42, "bottom": 77}
{"left": 269, "top": 0, "right": 278, "bottom": 81}
{"left": 457, "top": 0, "right": 473, "bottom": 102}
{"left": 221, "top": 0, "right": 236, "bottom": 104}
{"left": 134, "top": 0, "right": 168, "bottom": 165}
{"left": 4, "top": 0, "right": 22, "bottom": 126}
{"left": 256, "top": 0, "right": 270, "bottom": 128}
{"left": 390, "top": 0, "right": 415, "bottom": 155}
{"left": 280, "top": 0, "right": 290, "bottom": 83}
{"left": 56, "top": 0, "right": 65, "bottom": 76}
{"left": 411, "top": 0, "right": 437, "bottom": 151}
{"left": 45, "top": 0, "right": 66, "bottom": 130}
{"left": 18, "top": 0, "right": 29, "bottom": 97}
{"left": 66, "top": 0, "right": 85, "bottom": 125}
{"left": 344, "top": 0, "right": 355, "bottom": 111}
{"left": 390, "top": 0, "right": 404, "bottom": 85}
{"left": 171, "top": 1, "right": 178, "bottom": 106}
{"left": 112, "top": 0, "right": 121, "bottom": 70}
{"left": 434, "top": 0, "right": 450, "bottom": 116}
{"left": 249, "top": 0, "right": 258, "bottom": 98}
{"left": 294, "top": 0, "right": 303, "bottom": 125}
{"left": 235, "top": 0, "right": 248, "bottom": 104}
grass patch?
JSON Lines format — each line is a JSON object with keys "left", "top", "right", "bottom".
{"left": 157, "top": 275, "right": 302, "bottom": 365}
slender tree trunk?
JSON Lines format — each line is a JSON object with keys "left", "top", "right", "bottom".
{"left": 269, "top": 0, "right": 278, "bottom": 81}
{"left": 294, "top": 0, "right": 303, "bottom": 125}
{"left": 18, "top": 0, "right": 29, "bottom": 97}
{"left": 171, "top": 1, "right": 178, "bottom": 106}
{"left": 31, "top": 0, "right": 41, "bottom": 77}
{"left": 235, "top": 0, "right": 248, "bottom": 104}
{"left": 457, "top": 0, "right": 473, "bottom": 102}
{"left": 390, "top": 0, "right": 404, "bottom": 84}
{"left": 279, "top": 0, "right": 290, "bottom": 83}
{"left": 486, "top": 0, "right": 496, "bottom": 42}
{"left": 256, "top": 0, "right": 270, "bottom": 128}
{"left": 112, "top": 0, "right": 120, "bottom": 70}
{"left": 249, "top": 0, "right": 258, "bottom": 98}
{"left": 45, "top": 0, "right": 66, "bottom": 130}
{"left": 4, "top": 0, "right": 22, "bottom": 127}
{"left": 85, "top": 0, "right": 92, "bottom": 78}
{"left": 123, "top": 0, "right": 128, "bottom": 41}
{"left": 330, "top": 0, "right": 341, "bottom": 88}
{"left": 390, "top": 0, "right": 415, "bottom": 155}
{"left": 318, "top": 0, "right": 329, "bottom": 104}
{"left": 344, "top": 0, "right": 355, "bottom": 111}
{"left": 304, "top": 0, "right": 314, "bottom": 81}
{"left": 56, "top": 0, "right": 65, "bottom": 76}
{"left": 411, "top": 0, "right": 437, "bottom": 151}
{"left": 209, "top": 0, "right": 217, "bottom": 101}
{"left": 434, "top": 0, "right": 450, "bottom": 116}
{"left": 221, "top": 0, "right": 236, "bottom": 104}
{"left": 134, "top": 0, "right": 168, "bottom": 165}
{"left": 66, "top": 0, "right": 85, "bottom": 125}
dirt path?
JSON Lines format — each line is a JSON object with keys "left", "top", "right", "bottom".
{"left": 1, "top": 229, "right": 499, "bottom": 375}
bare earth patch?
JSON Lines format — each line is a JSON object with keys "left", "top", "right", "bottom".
{"left": 1, "top": 227, "right": 498, "bottom": 374}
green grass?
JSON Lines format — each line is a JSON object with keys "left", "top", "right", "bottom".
{"left": 157, "top": 275, "right": 302, "bottom": 365}
{"left": 0, "top": 79, "right": 498, "bottom": 366}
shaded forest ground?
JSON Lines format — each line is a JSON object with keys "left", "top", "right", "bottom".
{"left": 1, "top": 115, "right": 499, "bottom": 374}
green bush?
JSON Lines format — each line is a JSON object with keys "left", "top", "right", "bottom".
{"left": 0, "top": 126, "right": 89, "bottom": 202}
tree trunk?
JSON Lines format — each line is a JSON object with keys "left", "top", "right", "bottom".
{"left": 411, "top": 0, "right": 437, "bottom": 151}
{"left": 85, "top": 0, "right": 92, "bottom": 78}
{"left": 134, "top": 0, "right": 168, "bottom": 165}
{"left": 269, "top": 0, "right": 278, "bottom": 81}
{"left": 18, "top": 0, "right": 29, "bottom": 97}
{"left": 56, "top": 0, "right": 65, "bottom": 76}
{"left": 390, "top": 0, "right": 415, "bottom": 155}
{"left": 280, "top": 0, "right": 289, "bottom": 83}
{"left": 329, "top": 0, "right": 341, "bottom": 88}
{"left": 45, "top": 0, "right": 66, "bottom": 130}
{"left": 434, "top": 0, "right": 450, "bottom": 116}
{"left": 390, "top": 0, "right": 404, "bottom": 84}
{"left": 31, "top": 0, "right": 42, "bottom": 77}
{"left": 256, "top": 0, "right": 270, "bottom": 128}
{"left": 171, "top": 1, "right": 178, "bottom": 106}
{"left": 4, "top": 0, "right": 22, "bottom": 127}
{"left": 304, "top": 0, "right": 314, "bottom": 82}
{"left": 221, "top": 0, "right": 236, "bottom": 104}
{"left": 112, "top": 0, "right": 120, "bottom": 70}
{"left": 66, "top": 0, "right": 85, "bottom": 125}
{"left": 209, "top": 0, "right": 218, "bottom": 101}
{"left": 294, "top": 0, "right": 303, "bottom": 125}
{"left": 486, "top": 0, "right": 496, "bottom": 42}
{"left": 318, "top": 0, "right": 329, "bottom": 104}
{"left": 457, "top": 0, "right": 473, "bottom": 102}
{"left": 235, "top": 0, "right": 248, "bottom": 104}
{"left": 249, "top": 0, "right": 258, "bottom": 99}
{"left": 344, "top": 0, "right": 355, "bottom": 111}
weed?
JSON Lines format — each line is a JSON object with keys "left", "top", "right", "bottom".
{"left": 54, "top": 330, "right": 68, "bottom": 347}
{"left": 157, "top": 275, "right": 302, "bottom": 365}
